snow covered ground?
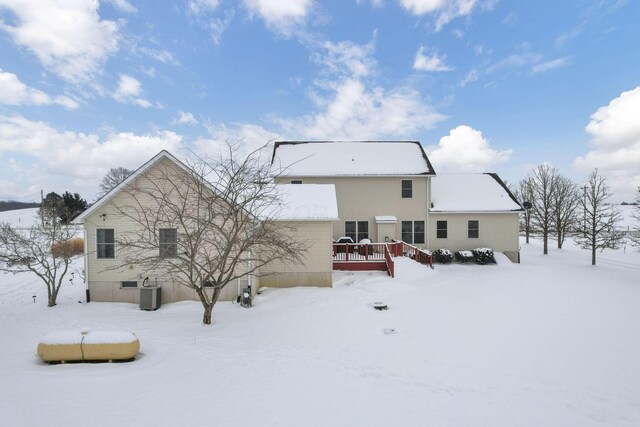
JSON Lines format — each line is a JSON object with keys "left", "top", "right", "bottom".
{"left": 0, "top": 236, "right": 639, "bottom": 426}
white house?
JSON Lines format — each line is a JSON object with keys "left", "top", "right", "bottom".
{"left": 75, "top": 141, "right": 522, "bottom": 304}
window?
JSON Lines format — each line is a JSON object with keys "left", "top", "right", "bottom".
{"left": 121, "top": 281, "right": 138, "bottom": 289}
{"left": 96, "top": 228, "right": 115, "bottom": 259}
{"left": 436, "top": 221, "right": 448, "bottom": 239}
{"left": 159, "top": 228, "right": 177, "bottom": 258}
{"left": 290, "top": 179, "right": 303, "bottom": 184}
{"left": 468, "top": 220, "right": 479, "bottom": 238}
{"left": 402, "top": 221, "right": 425, "bottom": 244}
{"left": 203, "top": 281, "right": 214, "bottom": 288}
{"left": 345, "top": 221, "right": 368, "bottom": 242}
{"left": 401, "top": 180, "right": 413, "bottom": 198}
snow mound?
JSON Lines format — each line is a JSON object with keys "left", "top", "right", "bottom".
{"left": 493, "top": 252, "right": 515, "bottom": 267}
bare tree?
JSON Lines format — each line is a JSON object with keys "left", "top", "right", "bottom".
{"left": 528, "top": 164, "right": 557, "bottom": 254}
{"left": 516, "top": 177, "right": 534, "bottom": 244}
{"left": 552, "top": 175, "right": 580, "bottom": 249}
{"left": 0, "top": 211, "right": 80, "bottom": 306}
{"left": 112, "top": 143, "right": 306, "bottom": 325}
{"left": 574, "top": 169, "right": 623, "bottom": 265}
{"left": 97, "top": 167, "right": 134, "bottom": 199}
{"left": 629, "top": 187, "right": 640, "bottom": 251}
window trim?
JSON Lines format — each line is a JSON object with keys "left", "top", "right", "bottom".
{"left": 401, "top": 220, "right": 425, "bottom": 244}
{"left": 96, "top": 228, "right": 115, "bottom": 260}
{"left": 159, "top": 228, "right": 178, "bottom": 259}
{"left": 121, "top": 281, "right": 138, "bottom": 289}
{"left": 436, "top": 221, "right": 448, "bottom": 239}
{"left": 345, "top": 220, "right": 369, "bottom": 243}
{"left": 468, "top": 220, "right": 479, "bottom": 239}
{"left": 401, "top": 180, "right": 413, "bottom": 198}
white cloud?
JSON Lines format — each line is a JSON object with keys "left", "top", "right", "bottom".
{"left": 413, "top": 46, "right": 453, "bottom": 72}
{"left": 105, "top": 0, "right": 137, "bottom": 13}
{"left": 0, "top": 69, "right": 78, "bottom": 109}
{"left": 114, "top": 74, "right": 152, "bottom": 108}
{"left": 314, "top": 39, "right": 376, "bottom": 78}
{"left": 459, "top": 68, "right": 479, "bottom": 87}
{"left": 0, "top": 115, "right": 183, "bottom": 198}
{"left": 188, "top": 0, "right": 220, "bottom": 15}
{"left": 175, "top": 111, "right": 199, "bottom": 125}
{"left": 276, "top": 38, "right": 445, "bottom": 140}
{"left": 242, "top": 0, "right": 313, "bottom": 36}
{"left": 575, "top": 87, "right": 640, "bottom": 200}
{"left": 399, "top": 0, "right": 480, "bottom": 31}
{"left": 186, "top": 1, "right": 234, "bottom": 45}
{"left": 427, "top": 125, "right": 512, "bottom": 172}
{"left": 197, "top": 122, "right": 280, "bottom": 160}
{"left": 357, "top": 0, "right": 385, "bottom": 7}
{"left": 138, "top": 47, "right": 180, "bottom": 66}
{"left": 530, "top": 57, "right": 570, "bottom": 74}
{"left": 0, "top": 0, "right": 120, "bottom": 84}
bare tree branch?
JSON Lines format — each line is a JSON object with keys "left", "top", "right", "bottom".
{"left": 574, "top": 169, "right": 623, "bottom": 265}
{"left": 110, "top": 142, "right": 306, "bottom": 324}
{"left": 0, "top": 212, "right": 80, "bottom": 306}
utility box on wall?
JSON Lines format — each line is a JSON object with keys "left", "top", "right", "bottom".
{"left": 140, "top": 286, "right": 162, "bottom": 310}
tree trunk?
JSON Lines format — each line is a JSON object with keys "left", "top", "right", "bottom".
{"left": 525, "top": 223, "right": 530, "bottom": 244}
{"left": 557, "top": 229, "right": 563, "bottom": 249}
{"left": 47, "top": 283, "right": 57, "bottom": 307}
{"left": 591, "top": 247, "right": 596, "bottom": 266}
{"left": 543, "top": 232, "right": 548, "bottom": 254}
{"left": 202, "top": 304, "right": 213, "bottom": 325}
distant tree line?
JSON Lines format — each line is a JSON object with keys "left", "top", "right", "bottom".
{"left": 0, "top": 201, "right": 41, "bottom": 212}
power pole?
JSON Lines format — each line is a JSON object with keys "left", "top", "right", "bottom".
{"left": 40, "top": 189, "right": 45, "bottom": 226}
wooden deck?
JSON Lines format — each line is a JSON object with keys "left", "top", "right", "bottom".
{"left": 332, "top": 241, "right": 433, "bottom": 278}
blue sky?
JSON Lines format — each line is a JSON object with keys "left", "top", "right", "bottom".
{"left": 0, "top": 0, "right": 639, "bottom": 202}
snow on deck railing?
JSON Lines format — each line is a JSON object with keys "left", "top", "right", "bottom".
{"left": 332, "top": 243, "right": 386, "bottom": 262}
{"left": 384, "top": 243, "right": 394, "bottom": 278}
{"left": 396, "top": 241, "right": 434, "bottom": 269}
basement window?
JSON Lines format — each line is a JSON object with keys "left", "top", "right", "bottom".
{"left": 121, "top": 281, "right": 138, "bottom": 289}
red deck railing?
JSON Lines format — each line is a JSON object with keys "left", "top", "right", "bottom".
{"left": 332, "top": 242, "right": 386, "bottom": 262}
{"left": 332, "top": 241, "right": 432, "bottom": 277}
{"left": 396, "top": 241, "right": 434, "bottom": 269}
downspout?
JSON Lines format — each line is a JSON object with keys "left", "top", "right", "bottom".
{"left": 83, "top": 228, "right": 90, "bottom": 303}
{"left": 426, "top": 177, "right": 431, "bottom": 249}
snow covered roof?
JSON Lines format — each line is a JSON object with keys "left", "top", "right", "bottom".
{"left": 271, "top": 141, "right": 436, "bottom": 176}
{"left": 430, "top": 173, "right": 523, "bottom": 212}
{"left": 375, "top": 216, "right": 398, "bottom": 223}
{"left": 268, "top": 184, "right": 339, "bottom": 221}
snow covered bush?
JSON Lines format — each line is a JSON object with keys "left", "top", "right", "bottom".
{"left": 472, "top": 248, "right": 495, "bottom": 265}
{"left": 433, "top": 249, "right": 453, "bottom": 264}
{"left": 455, "top": 250, "right": 474, "bottom": 263}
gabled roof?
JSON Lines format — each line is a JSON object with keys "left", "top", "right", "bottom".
{"left": 75, "top": 150, "right": 341, "bottom": 224}
{"left": 430, "top": 173, "right": 523, "bottom": 213}
{"left": 271, "top": 141, "right": 436, "bottom": 176}
{"left": 74, "top": 150, "right": 200, "bottom": 224}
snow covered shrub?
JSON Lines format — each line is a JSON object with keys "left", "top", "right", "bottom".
{"left": 455, "top": 250, "right": 474, "bottom": 263}
{"left": 433, "top": 249, "right": 453, "bottom": 264}
{"left": 472, "top": 248, "right": 495, "bottom": 265}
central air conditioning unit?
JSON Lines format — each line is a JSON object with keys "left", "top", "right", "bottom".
{"left": 140, "top": 286, "right": 162, "bottom": 310}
